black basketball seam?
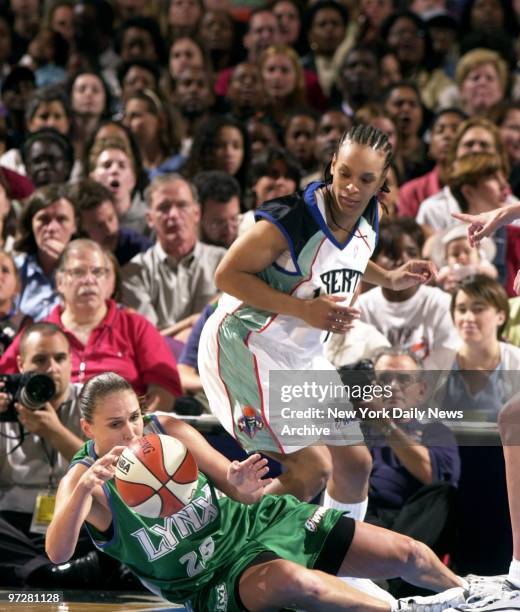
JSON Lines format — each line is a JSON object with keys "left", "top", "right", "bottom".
{"left": 158, "top": 483, "right": 185, "bottom": 510}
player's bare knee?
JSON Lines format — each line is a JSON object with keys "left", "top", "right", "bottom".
{"left": 332, "top": 446, "right": 372, "bottom": 490}
{"left": 299, "top": 570, "right": 328, "bottom": 601}
{"left": 342, "top": 446, "right": 372, "bottom": 476}
{"left": 287, "top": 448, "right": 332, "bottom": 496}
{"left": 394, "top": 536, "right": 429, "bottom": 574}
{"left": 307, "top": 454, "right": 332, "bottom": 491}
{"left": 283, "top": 566, "right": 327, "bottom": 602}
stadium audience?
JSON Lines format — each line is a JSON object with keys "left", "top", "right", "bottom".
{"left": 0, "top": 0, "right": 517, "bottom": 592}
{"left": 1, "top": 239, "right": 182, "bottom": 411}
{"left": 121, "top": 174, "right": 225, "bottom": 337}
{"left": 356, "top": 218, "right": 459, "bottom": 360}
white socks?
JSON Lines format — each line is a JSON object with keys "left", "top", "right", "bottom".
{"left": 341, "top": 576, "right": 396, "bottom": 605}
{"left": 508, "top": 558, "right": 520, "bottom": 588}
{"left": 322, "top": 489, "right": 368, "bottom": 521}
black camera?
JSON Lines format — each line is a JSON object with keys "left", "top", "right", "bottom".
{"left": 337, "top": 358, "right": 376, "bottom": 387}
{"left": 0, "top": 372, "right": 56, "bottom": 422}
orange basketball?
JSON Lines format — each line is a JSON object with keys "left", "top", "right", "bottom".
{"left": 115, "top": 433, "right": 199, "bottom": 518}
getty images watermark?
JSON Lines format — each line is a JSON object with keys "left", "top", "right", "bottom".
{"left": 267, "top": 369, "right": 520, "bottom": 447}
{"left": 278, "top": 380, "right": 463, "bottom": 423}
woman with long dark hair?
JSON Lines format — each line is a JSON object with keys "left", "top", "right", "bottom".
{"left": 183, "top": 115, "right": 250, "bottom": 192}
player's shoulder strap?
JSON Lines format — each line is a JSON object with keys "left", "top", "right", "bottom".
{"left": 255, "top": 188, "right": 321, "bottom": 261}
{"left": 361, "top": 195, "right": 379, "bottom": 232}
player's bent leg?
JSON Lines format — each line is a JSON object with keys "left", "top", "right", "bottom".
{"left": 326, "top": 444, "right": 372, "bottom": 502}
{"left": 262, "top": 446, "right": 332, "bottom": 501}
{"left": 339, "top": 521, "right": 464, "bottom": 593}
{"left": 498, "top": 397, "right": 520, "bottom": 560}
{"left": 238, "top": 558, "right": 392, "bottom": 612}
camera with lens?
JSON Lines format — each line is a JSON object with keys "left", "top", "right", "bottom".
{"left": 337, "top": 358, "right": 376, "bottom": 387}
{"left": 0, "top": 372, "right": 56, "bottom": 422}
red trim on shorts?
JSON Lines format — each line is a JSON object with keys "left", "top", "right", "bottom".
{"left": 216, "top": 311, "right": 240, "bottom": 442}
{"left": 246, "top": 334, "right": 285, "bottom": 455}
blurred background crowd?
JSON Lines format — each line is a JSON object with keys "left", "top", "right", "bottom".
{"left": 0, "top": 0, "right": 518, "bottom": 595}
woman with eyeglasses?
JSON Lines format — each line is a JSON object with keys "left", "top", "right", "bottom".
{"left": 13, "top": 184, "right": 78, "bottom": 322}
{"left": 0, "top": 239, "right": 181, "bottom": 412}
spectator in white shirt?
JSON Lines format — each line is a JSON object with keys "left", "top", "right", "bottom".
{"left": 357, "top": 217, "right": 459, "bottom": 360}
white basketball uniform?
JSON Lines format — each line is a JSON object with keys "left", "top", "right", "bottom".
{"left": 198, "top": 182, "right": 379, "bottom": 454}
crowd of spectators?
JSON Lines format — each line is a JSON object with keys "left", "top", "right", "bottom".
{"left": 0, "top": 0, "right": 518, "bottom": 593}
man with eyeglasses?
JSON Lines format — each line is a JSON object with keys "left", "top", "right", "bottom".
{"left": 359, "top": 347, "right": 460, "bottom": 598}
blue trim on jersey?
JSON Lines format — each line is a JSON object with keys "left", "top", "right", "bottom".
{"left": 373, "top": 197, "right": 380, "bottom": 246}
{"left": 272, "top": 260, "right": 301, "bottom": 276}
{"left": 303, "top": 182, "right": 361, "bottom": 251}
{"left": 255, "top": 210, "right": 303, "bottom": 275}
{"left": 148, "top": 413, "right": 167, "bottom": 434}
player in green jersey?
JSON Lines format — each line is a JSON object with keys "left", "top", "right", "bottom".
{"left": 46, "top": 373, "right": 468, "bottom": 611}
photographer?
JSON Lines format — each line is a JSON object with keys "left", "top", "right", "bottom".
{"left": 0, "top": 322, "right": 90, "bottom": 587}
{"left": 353, "top": 348, "right": 461, "bottom": 597}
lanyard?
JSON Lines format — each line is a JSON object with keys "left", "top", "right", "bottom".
{"left": 39, "top": 436, "right": 58, "bottom": 490}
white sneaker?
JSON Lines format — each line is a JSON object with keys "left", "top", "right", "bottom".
{"left": 465, "top": 575, "right": 507, "bottom": 602}
{"left": 444, "top": 582, "right": 520, "bottom": 611}
{"left": 397, "top": 586, "right": 467, "bottom": 611}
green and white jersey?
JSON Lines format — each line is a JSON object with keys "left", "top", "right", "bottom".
{"left": 70, "top": 415, "right": 344, "bottom": 610}
{"left": 70, "top": 415, "right": 251, "bottom": 603}
{"left": 198, "top": 182, "right": 377, "bottom": 453}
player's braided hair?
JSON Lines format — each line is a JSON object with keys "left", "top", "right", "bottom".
{"left": 342, "top": 124, "right": 393, "bottom": 172}
{"left": 324, "top": 123, "right": 393, "bottom": 194}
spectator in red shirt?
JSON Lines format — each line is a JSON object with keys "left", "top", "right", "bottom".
{"left": 0, "top": 238, "right": 181, "bottom": 411}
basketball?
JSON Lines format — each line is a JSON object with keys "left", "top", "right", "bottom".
{"left": 114, "top": 433, "right": 199, "bottom": 518}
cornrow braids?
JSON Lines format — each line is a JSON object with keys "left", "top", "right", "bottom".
{"left": 339, "top": 124, "right": 393, "bottom": 172}
{"left": 324, "top": 123, "right": 393, "bottom": 191}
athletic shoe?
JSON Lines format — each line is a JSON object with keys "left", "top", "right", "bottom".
{"left": 445, "top": 581, "right": 520, "bottom": 610}
{"left": 464, "top": 575, "right": 507, "bottom": 602}
{"left": 397, "top": 586, "right": 467, "bottom": 611}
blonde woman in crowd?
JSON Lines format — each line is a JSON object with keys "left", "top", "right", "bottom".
{"left": 438, "top": 48, "right": 509, "bottom": 118}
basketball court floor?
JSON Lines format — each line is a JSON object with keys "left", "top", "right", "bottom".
{"left": 0, "top": 589, "right": 187, "bottom": 611}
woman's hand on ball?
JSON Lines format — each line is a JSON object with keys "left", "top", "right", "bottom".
{"left": 228, "top": 453, "right": 272, "bottom": 503}
{"left": 80, "top": 446, "right": 126, "bottom": 491}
